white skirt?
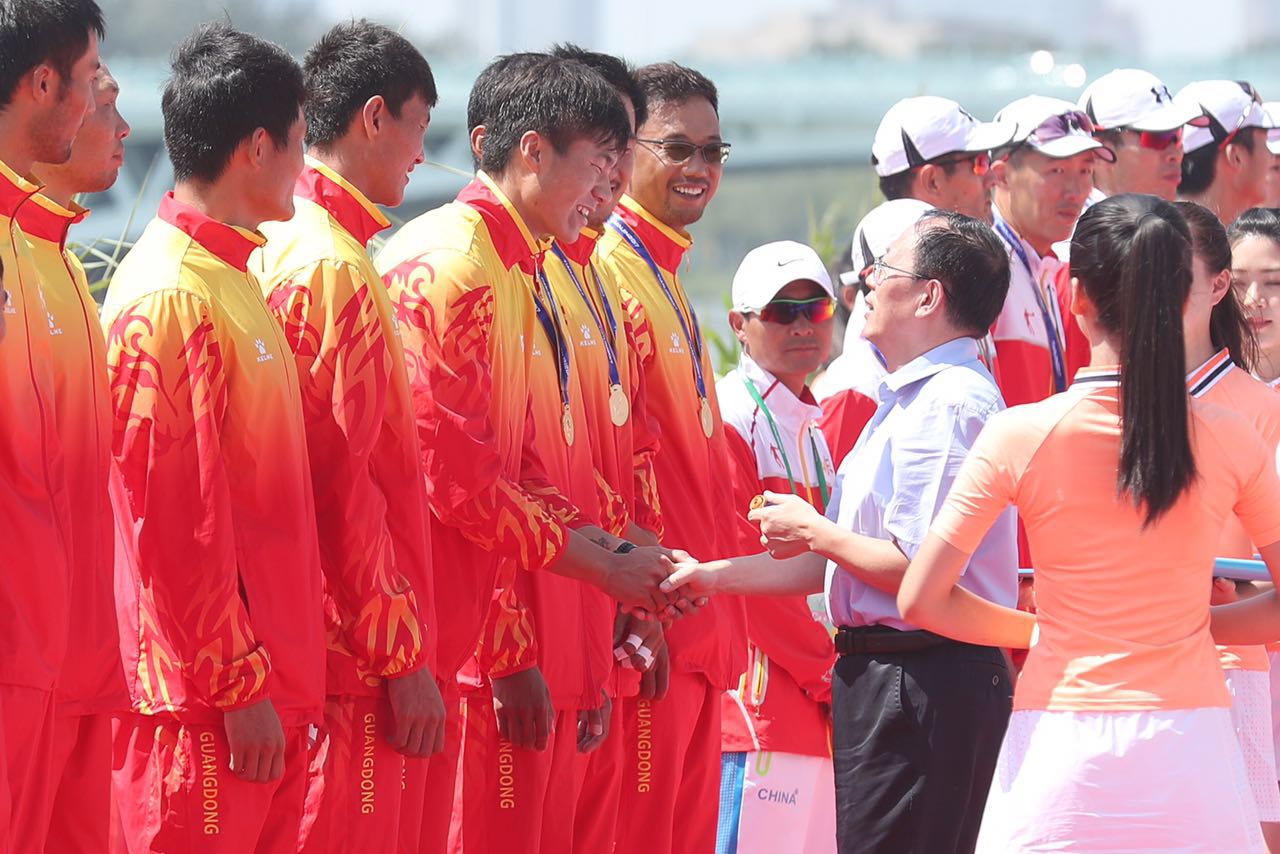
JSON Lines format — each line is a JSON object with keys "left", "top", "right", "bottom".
{"left": 977, "top": 707, "right": 1264, "bottom": 853}
{"left": 1226, "top": 668, "right": 1280, "bottom": 821}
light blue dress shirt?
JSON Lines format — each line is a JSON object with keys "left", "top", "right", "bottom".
{"left": 824, "top": 337, "right": 1019, "bottom": 630}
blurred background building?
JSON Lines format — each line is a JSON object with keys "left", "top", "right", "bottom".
{"left": 85, "top": 0, "right": 1280, "bottom": 363}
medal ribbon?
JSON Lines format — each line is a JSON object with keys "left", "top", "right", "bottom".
{"left": 532, "top": 266, "right": 573, "bottom": 419}
{"left": 607, "top": 214, "right": 709, "bottom": 402}
{"left": 550, "top": 243, "right": 622, "bottom": 391}
{"left": 993, "top": 218, "right": 1067, "bottom": 394}
{"left": 741, "top": 374, "right": 830, "bottom": 507}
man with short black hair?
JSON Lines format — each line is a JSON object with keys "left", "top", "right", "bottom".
{"left": 20, "top": 61, "right": 127, "bottom": 853}
{"left": 103, "top": 24, "right": 325, "bottom": 853}
{"left": 596, "top": 61, "right": 747, "bottom": 854}
{"left": 665, "top": 210, "right": 1018, "bottom": 854}
{"left": 253, "top": 20, "right": 443, "bottom": 853}
{"left": 1176, "top": 80, "right": 1275, "bottom": 226}
{"left": 376, "top": 54, "right": 678, "bottom": 854}
{"left": 871, "top": 96, "right": 1012, "bottom": 223}
{"left": 0, "top": 1, "right": 102, "bottom": 848}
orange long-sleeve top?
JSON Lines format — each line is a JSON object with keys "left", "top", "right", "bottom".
{"left": 0, "top": 160, "right": 72, "bottom": 693}
{"left": 18, "top": 193, "right": 126, "bottom": 714}
{"left": 596, "top": 196, "right": 747, "bottom": 691}
{"left": 374, "top": 173, "right": 583, "bottom": 681}
{"left": 255, "top": 159, "right": 433, "bottom": 697}
{"left": 102, "top": 193, "right": 325, "bottom": 725}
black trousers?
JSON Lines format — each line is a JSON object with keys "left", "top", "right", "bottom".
{"left": 831, "top": 638, "right": 1012, "bottom": 854}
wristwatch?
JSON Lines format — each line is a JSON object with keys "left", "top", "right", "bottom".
{"left": 614, "top": 541, "right": 637, "bottom": 554}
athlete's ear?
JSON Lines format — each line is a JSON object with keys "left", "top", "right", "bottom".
{"left": 917, "top": 163, "right": 943, "bottom": 195}
{"left": 518, "top": 130, "right": 547, "bottom": 173}
{"left": 1208, "top": 267, "right": 1232, "bottom": 308}
{"left": 728, "top": 309, "right": 749, "bottom": 346}
{"left": 988, "top": 155, "right": 1012, "bottom": 190}
{"left": 360, "top": 95, "right": 388, "bottom": 139}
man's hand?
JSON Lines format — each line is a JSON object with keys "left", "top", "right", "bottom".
{"left": 223, "top": 698, "right": 286, "bottom": 783}
{"left": 603, "top": 546, "right": 678, "bottom": 612}
{"left": 614, "top": 611, "right": 665, "bottom": 672}
{"left": 577, "top": 692, "right": 612, "bottom": 754}
{"left": 386, "top": 667, "right": 447, "bottom": 757}
{"left": 492, "top": 667, "right": 555, "bottom": 751}
{"left": 751, "top": 491, "right": 823, "bottom": 559}
{"left": 638, "top": 643, "right": 670, "bottom": 701}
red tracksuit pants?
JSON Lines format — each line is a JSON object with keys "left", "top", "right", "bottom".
{"left": 111, "top": 713, "right": 308, "bottom": 853}
{"left": 449, "top": 694, "right": 579, "bottom": 853}
{"left": 402, "top": 680, "right": 460, "bottom": 854}
{"left": 571, "top": 695, "right": 627, "bottom": 852}
{"left": 298, "top": 695, "right": 408, "bottom": 853}
{"left": 42, "top": 712, "right": 112, "bottom": 852}
{"left": 614, "top": 670, "right": 722, "bottom": 854}
{"left": 2, "top": 686, "right": 53, "bottom": 854}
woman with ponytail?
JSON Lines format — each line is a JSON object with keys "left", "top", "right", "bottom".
{"left": 898, "top": 194, "right": 1280, "bottom": 852}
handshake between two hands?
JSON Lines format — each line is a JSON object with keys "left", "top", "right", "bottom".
{"left": 607, "top": 491, "right": 822, "bottom": 619}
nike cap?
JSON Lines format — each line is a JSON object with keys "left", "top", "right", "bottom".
{"left": 732, "top": 241, "right": 834, "bottom": 313}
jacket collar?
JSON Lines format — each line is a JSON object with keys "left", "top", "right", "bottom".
{"left": 158, "top": 192, "right": 265, "bottom": 273}
{"left": 456, "top": 171, "right": 549, "bottom": 274}
{"left": 15, "top": 193, "right": 88, "bottom": 247}
{"left": 294, "top": 156, "right": 390, "bottom": 246}
{"left": 614, "top": 194, "right": 691, "bottom": 273}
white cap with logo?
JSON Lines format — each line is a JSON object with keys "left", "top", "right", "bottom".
{"left": 871, "top": 96, "right": 1015, "bottom": 178}
{"left": 994, "top": 95, "right": 1116, "bottom": 162}
{"left": 1264, "top": 102, "right": 1280, "bottom": 155}
{"left": 1175, "top": 80, "right": 1275, "bottom": 153}
{"left": 731, "top": 241, "right": 833, "bottom": 314}
{"left": 838, "top": 198, "right": 934, "bottom": 288}
{"left": 1078, "top": 68, "right": 1204, "bottom": 132}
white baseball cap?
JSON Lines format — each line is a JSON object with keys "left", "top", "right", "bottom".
{"left": 994, "top": 95, "right": 1116, "bottom": 162}
{"left": 731, "top": 241, "right": 834, "bottom": 313}
{"left": 1175, "top": 80, "right": 1276, "bottom": 153}
{"left": 839, "top": 199, "right": 933, "bottom": 288}
{"left": 1078, "top": 68, "right": 1205, "bottom": 132}
{"left": 871, "top": 96, "right": 1016, "bottom": 178}
{"left": 1264, "top": 102, "right": 1280, "bottom": 155}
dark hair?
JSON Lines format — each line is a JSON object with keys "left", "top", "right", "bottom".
{"left": 910, "top": 209, "right": 1011, "bottom": 336}
{"left": 302, "top": 20, "right": 436, "bottom": 150}
{"left": 549, "top": 43, "right": 646, "bottom": 130}
{"left": 466, "top": 52, "right": 545, "bottom": 169}
{"left": 1180, "top": 130, "right": 1258, "bottom": 196}
{"left": 163, "top": 24, "right": 305, "bottom": 184}
{"left": 0, "top": 0, "right": 104, "bottom": 107}
{"left": 878, "top": 169, "right": 917, "bottom": 201}
{"left": 478, "top": 56, "right": 631, "bottom": 177}
{"left": 1228, "top": 206, "right": 1280, "bottom": 245}
{"left": 635, "top": 61, "right": 718, "bottom": 115}
{"left": 1175, "top": 200, "right": 1257, "bottom": 370}
{"left": 1071, "top": 193, "right": 1196, "bottom": 525}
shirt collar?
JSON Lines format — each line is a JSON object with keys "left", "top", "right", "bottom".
{"left": 880, "top": 337, "right": 981, "bottom": 398}
{"left": 615, "top": 194, "right": 691, "bottom": 273}
{"left": 1071, "top": 365, "right": 1121, "bottom": 388}
{"left": 557, "top": 227, "right": 600, "bottom": 267}
{"left": 15, "top": 192, "right": 88, "bottom": 247}
{"left": 0, "top": 158, "right": 42, "bottom": 219}
{"left": 1187, "top": 348, "right": 1234, "bottom": 398}
{"left": 456, "top": 171, "right": 549, "bottom": 274}
{"left": 295, "top": 156, "right": 390, "bottom": 246}
{"left": 739, "top": 352, "right": 822, "bottom": 421}
{"left": 157, "top": 192, "right": 266, "bottom": 273}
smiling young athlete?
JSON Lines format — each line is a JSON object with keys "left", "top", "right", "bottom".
{"left": 253, "top": 22, "right": 444, "bottom": 853}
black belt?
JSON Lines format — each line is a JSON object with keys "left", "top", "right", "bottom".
{"left": 835, "top": 625, "right": 953, "bottom": 655}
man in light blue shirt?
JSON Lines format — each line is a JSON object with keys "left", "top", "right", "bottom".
{"left": 665, "top": 209, "right": 1017, "bottom": 854}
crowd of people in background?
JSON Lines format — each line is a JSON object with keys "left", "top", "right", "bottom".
{"left": 9, "top": 0, "right": 1280, "bottom": 852}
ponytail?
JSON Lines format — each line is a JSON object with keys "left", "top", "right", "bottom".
{"left": 1071, "top": 194, "right": 1197, "bottom": 525}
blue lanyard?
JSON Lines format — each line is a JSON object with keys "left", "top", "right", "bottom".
{"left": 607, "top": 214, "right": 708, "bottom": 401}
{"left": 550, "top": 243, "right": 621, "bottom": 389}
{"left": 532, "top": 267, "right": 572, "bottom": 412}
{"left": 993, "top": 219, "right": 1067, "bottom": 394}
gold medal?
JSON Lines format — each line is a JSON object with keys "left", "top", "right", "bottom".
{"left": 609, "top": 384, "right": 630, "bottom": 427}
{"left": 748, "top": 495, "right": 766, "bottom": 511}
{"left": 699, "top": 397, "right": 714, "bottom": 438}
{"left": 562, "top": 406, "right": 575, "bottom": 446}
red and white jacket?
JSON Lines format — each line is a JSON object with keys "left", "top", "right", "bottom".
{"left": 717, "top": 354, "right": 835, "bottom": 758}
